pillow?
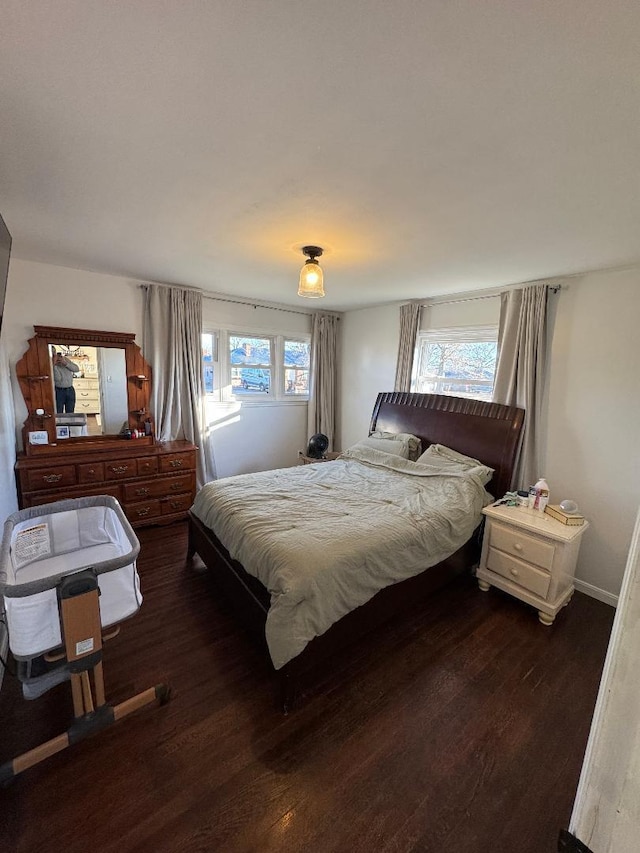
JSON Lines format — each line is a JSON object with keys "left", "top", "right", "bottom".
{"left": 418, "top": 443, "right": 483, "bottom": 469}
{"left": 369, "top": 431, "right": 422, "bottom": 461}
{"left": 348, "top": 437, "right": 410, "bottom": 458}
{"left": 417, "top": 443, "right": 494, "bottom": 485}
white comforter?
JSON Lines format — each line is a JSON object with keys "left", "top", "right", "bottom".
{"left": 191, "top": 445, "right": 493, "bottom": 669}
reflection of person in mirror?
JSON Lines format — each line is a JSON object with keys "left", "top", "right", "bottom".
{"left": 52, "top": 349, "right": 80, "bottom": 413}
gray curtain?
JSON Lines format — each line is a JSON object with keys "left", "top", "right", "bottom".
{"left": 308, "top": 312, "right": 338, "bottom": 450}
{"left": 493, "top": 283, "right": 549, "bottom": 490}
{"left": 142, "top": 284, "right": 214, "bottom": 487}
{"left": 394, "top": 302, "right": 421, "bottom": 391}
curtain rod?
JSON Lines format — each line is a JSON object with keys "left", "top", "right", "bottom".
{"left": 202, "top": 293, "right": 315, "bottom": 317}
{"left": 421, "top": 283, "right": 562, "bottom": 309}
{"left": 140, "top": 282, "right": 339, "bottom": 318}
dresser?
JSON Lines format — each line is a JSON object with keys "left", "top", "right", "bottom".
{"left": 476, "top": 503, "right": 589, "bottom": 625}
{"left": 15, "top": 440, "right": 197, "bottom": 528}
{"left": 73, "top": 376, "right": 101, "bottom": 414}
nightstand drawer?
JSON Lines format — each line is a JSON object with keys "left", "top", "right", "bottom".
{"left": 486, "top": 547, "right": 551, "bottom": 599}
{"left": 489, "top": 522, "right": 555, "bottom": 570}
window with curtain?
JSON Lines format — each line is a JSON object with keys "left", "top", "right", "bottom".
{"left": 412, "top": 326, "right": 498, "bottom": 401}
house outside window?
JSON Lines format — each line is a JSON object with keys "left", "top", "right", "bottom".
{"left": 412, "top": 326, "right": 498, "bottom": 401}
{"left": 229, "top": 334, "right": 273, "bottom": 395}
{"left": 283, "top": 339, "right": 310, "bottom": 396}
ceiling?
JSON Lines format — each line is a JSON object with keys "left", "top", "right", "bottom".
{"left": 1, "top": 1, "right": 640, "bottom": 310}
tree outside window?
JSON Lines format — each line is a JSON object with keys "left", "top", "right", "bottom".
{"left": 413, "top": 327, "right": 498, "bottom": 401}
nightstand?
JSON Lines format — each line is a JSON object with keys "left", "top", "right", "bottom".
{"left": 297, "top": 451, "right": 341, "bottom": 465}
{"left": 476, "top": 504, "right": 589, "bottom": 625}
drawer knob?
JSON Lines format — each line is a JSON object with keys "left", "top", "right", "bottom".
{"left": 88, "top": 468, "right": 95, "bottom": 475}
{"left": 510, "top": 568, "right": 520, "bottom": 577}
{"left": 136, "top": 507, "right": 150, "bottom": 517}
{"left": 111, "top": 465, "right": 129, "bottom": 474}
{"left": 513, "top": 543, "right": 523, "bottom": 552}
{"left": 170, "top": 482, "right": 182, "bottom": 491}
{"left": 135, "top": 487, "right": 150, "bottom": 496}
{"left": 169, "top": 459, "right": 183, "bottom": 468}
{"left": 43, "top": 473, "right": 62, "bottom": 483}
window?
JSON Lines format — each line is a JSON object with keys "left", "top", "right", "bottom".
{"left": 201, "top": 332, "right": 217, "bottom": 395}
{"left": 412, "top": 326, "right": 498, "bottom": 401}
{"left": 283, "top": 339, "right": 311, "bottom": 396}
{"left": 229, "top": 334, "right": 273, "bottom": 395}
{"left": 202, "top": 330, "right": 310, "bottom": 403}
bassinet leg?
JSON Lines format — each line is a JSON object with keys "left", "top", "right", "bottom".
{"left": 0, "top": 681, "right": 171, "bottom": 785}
{"left": 80, "top": 672, "right": 94, "bottom": 714}
{"left": 93, "top": 661, "right": 106, "bottom": 708}
{"left": 70, "top": 674, "right": 85, "bottom": 718}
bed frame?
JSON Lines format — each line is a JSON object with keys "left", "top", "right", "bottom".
{"left": 187, "top": 392, "right": 524, "bottom": 711}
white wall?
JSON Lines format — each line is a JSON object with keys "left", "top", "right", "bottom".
{"left": 3, "top": 259, "right": 313, "bottom": 497}
{"left": 338, "top": 303, "right": 399, "bottom": 450}
{"left": 338, "top": 270, "right": 640, "bottom": 599}
{"left": 545, "top": 269, "right": 640, "bottom": 598}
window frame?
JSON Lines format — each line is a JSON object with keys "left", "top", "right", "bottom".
{"left": 201, "top": 330, "right": 220, "bottom": 400}
{"left": 214, "top": 329, "right": 311, "bottom": 404}
{"left": 411, "top": 325, "right": 499, "bottom": 401}
{"left": 282, "top": 336, "right": 311, "bottom": 399}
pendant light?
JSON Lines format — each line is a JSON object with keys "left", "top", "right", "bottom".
{"left": 298, "top": 246, "right": 324, "bottom": 298}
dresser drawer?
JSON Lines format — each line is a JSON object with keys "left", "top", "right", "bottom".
{"left": 159, "top": 453, "right": 194, "bottom": 474}
{"left": 76, "top": 390, "right": 100, "bottom": 402}
{"left": 104, "top": 459, "right": 137, "bottom": 480}
{"left": 75, "top": 400, "right": 101, "bottom": 413}
{"left": 489, "top": 522, "right": 555, "bottom": 570}
{"left": 161, "top": 493, "right": 193, "bottom": 515}
{"left": 122, "top": 472, "right": 195, "bottom": 502}
{"left": 23, "top": 484, "right": 122, "bottom": 507}
{"left": 486, "top": 547, "right": 551, "bottom": 599}
{"left": 74, "top": 378, "right": 99, "bottom": 391}
{"left": 125, "top": 499, "right": 162, "bottom": 523}
{"left": 26, "top": 465, "right": 77, "bottom": 492}
{"left": 136, "top": 456, "right": 158, "bottom": 477}
{"left": 78, "top": 462, "right": 105, "bottom": 483}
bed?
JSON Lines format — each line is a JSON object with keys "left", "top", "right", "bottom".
{"left": 187, "top": 392, "right": 524, "bottom": 710}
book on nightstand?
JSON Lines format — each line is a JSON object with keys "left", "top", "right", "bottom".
{"left": 544, "top": 504, "right": 585, "bottom": 526}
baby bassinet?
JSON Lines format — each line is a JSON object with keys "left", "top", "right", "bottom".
{"left": 0, "top": 496, "right": 170, "bottom": 782}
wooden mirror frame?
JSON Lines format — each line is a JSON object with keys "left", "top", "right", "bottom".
{"left": 16, "top": 326, "right": 152, "bottom": 455}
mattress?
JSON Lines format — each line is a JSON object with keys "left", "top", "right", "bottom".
{"left": 191, "top": 444, "right": 493, "bottom": 669}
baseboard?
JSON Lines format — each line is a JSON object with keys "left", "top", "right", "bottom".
{"left": 558, "top": 829, "right": 594, "bottom": 852}
{"left": 574, "top": 578, "right": 618, "bottom": 608}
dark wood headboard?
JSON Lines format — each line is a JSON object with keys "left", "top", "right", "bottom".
{"left": 369, "top": 392, "right": 524, "bottom": 499}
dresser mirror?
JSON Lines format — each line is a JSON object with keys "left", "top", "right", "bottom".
{"left": 49, "top": 342, "right": 128, "bottom": 435}
{"left": 16, "top": 325, "right": 153, "bottom": 454}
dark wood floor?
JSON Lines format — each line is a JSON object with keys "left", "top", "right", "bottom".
{"left": 0, "top": 521, "right": 614, "bottom": 853}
